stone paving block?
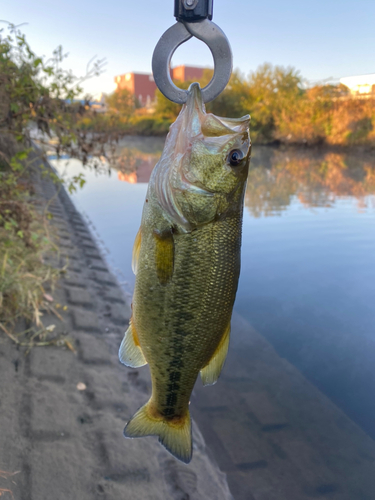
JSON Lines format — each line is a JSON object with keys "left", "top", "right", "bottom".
{"left": 89, "top": 264, "right": 108, "bottom": 272}
{"left": 30, "top": 441, "right": 96, "bottom": 500}
{"left": 58, "top": 233, "right": 72, "bottom": 243}
{"left": 76, "top": 229, "right": 92, "bottom": 239}
{"left": 212, "top": 414, "right": 267, "bottom": 466}
{"left": 226, "top": 471, "right": 257, "bottom": 500}
{"left": 82, "top": 242, "right": 97, "bottom": 251}
{"left": 85, "top": 250, "right": 103, "bottom": 260}
{"left": 269, "top": 432, "right": 342, "bottom": 494}
{"left": 61, "top": 248, "right": 80, "bottom": 260}
{"left": 66, "top": 262, "right": 83, "bottom": 273}
{"left": 98, "top": 412, "right": 163, "bottom": 474}
{"left": 63, "top": 272, "right": 87, "bottom": 287}
{"left": 59, "top": 241, "right": 74, "bottom": 250}
{"left": 30, "top": 348, "right": 75, "bottom": 379}
{"left": 76, "top": 331, "right": 109, "bottom": 361}
{"left": 31, "top": 382, "right": 77, "bottom": 433}
{"left": 91, "top": 270, "right": 117, "bottom": 286}
{"left": 241, "top": 391, "right": 288, "bottom": 428}
{"left": 102, "top": 287, "right": 129, "bottom": 304}
{"left": 73, "top": 222, "right": 88, "bottom": 231}
{"left": 106, "top": 302, "right": 132, "bottom": 325}
{"left": 78, "top": 365, "right": 129, "bottom": 412}
{"left": 80, "top": 234, "right": 94, "bottom": 242}
{"left": 66, "top": 287, "right": 93, "bottom": 307}
{"left": 57, "top": 229, "right": 70, "bottom": 237}
{"left": 71, "top": 308, "right": 101, "bottom": 332}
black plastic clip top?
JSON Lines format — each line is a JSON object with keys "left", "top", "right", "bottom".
{"left": 174, "top": 0, "right": 213, "bottom": 23}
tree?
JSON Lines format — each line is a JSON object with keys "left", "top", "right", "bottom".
{"left": 244, "top": 63, "right": 302, "bottom": 142}
{"left": 154, "top": 81, "right": 191, "bottom": 120}
{"left": 106, "top": 88, "right": 137, "bottom": 117}
{"left": 206, "top": 70, "right": 250, "bottom": 118}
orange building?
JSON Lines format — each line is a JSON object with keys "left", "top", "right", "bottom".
{"left": 171, "top": 65, "right": 205, "bottom": 83}
{"left": 114, "top": 66, "right": 207, "bottom": 107}
{"left": 115, "top": 72, "right": 157, "bottom": 107}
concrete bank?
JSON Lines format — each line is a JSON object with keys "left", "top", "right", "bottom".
{"left": 0, "top": 156, "right": 232, "bottom": 500}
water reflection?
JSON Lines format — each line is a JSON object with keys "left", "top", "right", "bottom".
{"left": 112, "top": 143, "right": 375, "bottom": 213}
{"left": 115, "top": 147, "right": 160, "bottom": 184}
{"left": 247, "top": 148, "right": 375, "bottom": 216}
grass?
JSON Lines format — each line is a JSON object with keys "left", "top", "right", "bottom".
{"left": 0, "top": 144, "right": 76, "bottom": 352}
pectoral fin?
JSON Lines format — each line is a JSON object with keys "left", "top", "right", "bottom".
{"left": 132, "top": 229, "right": 142, "bottom": 275}
{"left": 119, "top": 320, "right": 147, "bottom": 368}
{"left": 200, "top": 323, "right": 230, "bottom": 386}
{"left": 154, "top": 229, "right": 174, "bottom": 285}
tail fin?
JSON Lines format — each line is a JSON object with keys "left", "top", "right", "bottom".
{"left": 124, "top": 400, "right": 192, "bottom": 464}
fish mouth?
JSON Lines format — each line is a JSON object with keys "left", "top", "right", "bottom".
{"left": 185, "top": 82, "right": 250, "bottom": 138}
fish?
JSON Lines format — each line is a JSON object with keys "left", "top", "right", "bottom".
{"left": 119, "top": 83, "right": 251, "bottom": 463}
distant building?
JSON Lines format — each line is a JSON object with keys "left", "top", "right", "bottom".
{"left": 114, "top": 66, "right": 208, "bottom": 107}
{"left": 115, "top": 72, "right": 156, "bottom": 107}
{"left": 171, "top": 65, "right": 205, "bottom": 83}
{"left": 340, "top": 74, "right": 375, "bottom": 96}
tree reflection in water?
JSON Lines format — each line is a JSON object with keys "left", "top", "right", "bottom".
{"left": 112, "top": 145, "right": 375, "bottom": 213}
{"left": 246, "top": 147, "right": 375, "bottom": 217}
{"left": 115, "top": 147, "right": 160, "bottom": 184}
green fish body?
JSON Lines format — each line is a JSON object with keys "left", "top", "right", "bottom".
{"left": 119, "top": 84, "right": 251, "bottom": 463}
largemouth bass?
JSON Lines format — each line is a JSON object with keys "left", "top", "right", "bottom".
{"left": 119, "top": 83, "right": 251, "bottom": 463}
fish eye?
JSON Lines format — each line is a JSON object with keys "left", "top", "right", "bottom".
{"left": 228, "top": 149, "right": 244, "bottom": 167}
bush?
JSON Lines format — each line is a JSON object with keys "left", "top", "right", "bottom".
{"left": 0, "top": 23, "right": 112, "bottom": 340}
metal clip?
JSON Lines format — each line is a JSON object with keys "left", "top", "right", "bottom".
{"left": 152, "top": 1, "right": 232, "bottom": 105}
{"left": 174, "top": 0, "right": 213, "bottom": 23}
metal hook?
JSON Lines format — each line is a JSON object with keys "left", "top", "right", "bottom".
{"left": 152, "top": 19, "right": 233, "bottom": 104}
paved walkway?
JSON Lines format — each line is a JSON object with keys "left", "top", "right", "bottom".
{"left": 0, "top": 158, "right": 232, "bottom": 500}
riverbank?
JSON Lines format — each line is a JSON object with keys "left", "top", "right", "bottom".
{"left": 0, "top": 154, "right": 232, "bottom": 500}
{"left": 80, "top": 111, "right": 375, "bottom": 152}
{"left": 82, "top": 72, "right": 375, "bottom": 150}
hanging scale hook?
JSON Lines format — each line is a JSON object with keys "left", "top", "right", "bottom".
{"left": 152, "top": 0, "right": 233, "bottom": 104}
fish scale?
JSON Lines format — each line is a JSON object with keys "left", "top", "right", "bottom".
{"left": 136, "top": 214, "right": 242, "bottom": 418}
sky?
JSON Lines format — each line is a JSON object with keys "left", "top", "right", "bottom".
{"left": 1, "top": 0, "right": 374, "bottom": 97}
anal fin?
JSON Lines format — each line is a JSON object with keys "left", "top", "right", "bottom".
{"left": 119, "top": 320, "right": 147, "bottom": 368}
{"left": 200, "top": 323, "right": 230, "bottom": 386}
